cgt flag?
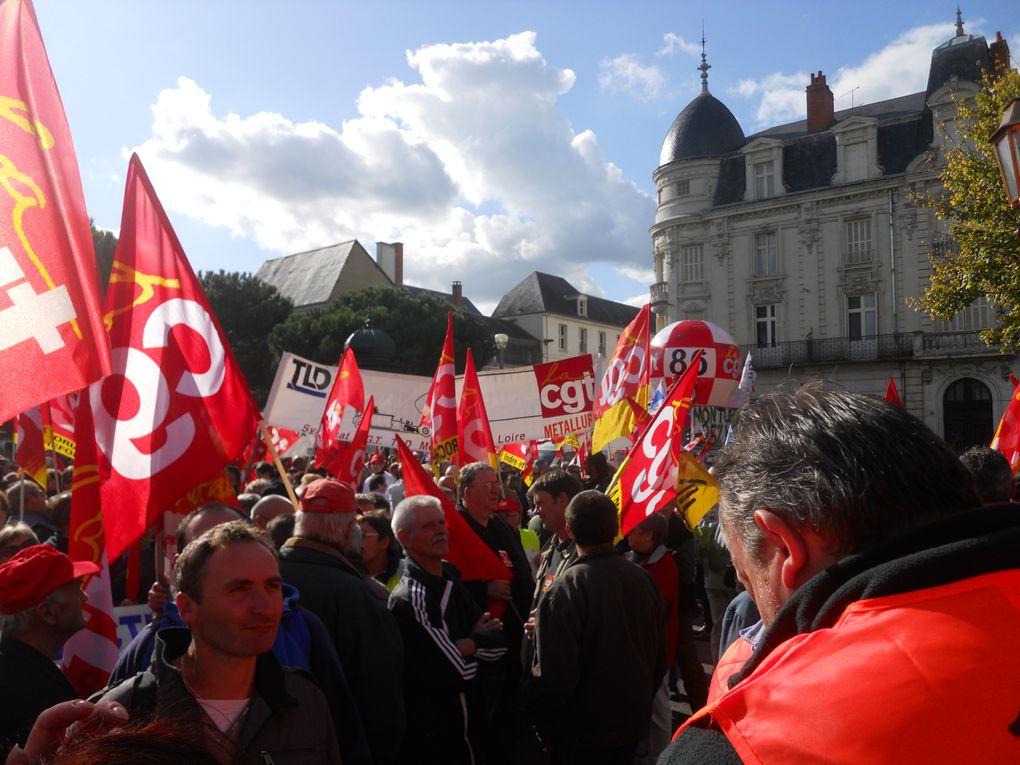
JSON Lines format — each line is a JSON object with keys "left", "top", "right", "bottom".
{"left": 421, "top": 311, "right": 458, "bottom": 474}
{"left": 316, "top": 347, "right": 364, "bottom": 470}
{"left": 457, "top": 349, "right": 499, "bottom": 470}
{"left": 0, "top": 0, "right": 110, "bottom": 424}
{"left": 74, "top": 154, "right": 259, "bottom": 562}
{"left": 327, "top": 397, "right": 375, "bottom": 484}
{"left": 675, "top": 451, "right": 719, "bottom": 530}
{"left": 592, "top": 304, "right": 651, "bottom": 453}
{"left": 608, "top": 351, "right": 701, "bottom": 537}
{"left": 991, "top": 384, "right": 1020, "bottom": 475}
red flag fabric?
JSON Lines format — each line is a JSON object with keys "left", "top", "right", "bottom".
{"left": 592, "top": 304, "right": 651, "bottom": 452}
{"left": 421, "top": 312, "right": 458, "bottom": 473}
{"left": 316, "top": 347, "right": 365, "bottom": 468}
{"left": 44, "top": 391, "right": 77, "bottom": 461}
{"left": 395, "top": 436, "right": 510, "bottom": 583}
{"left": 14, "top": 406, "right": 47, "bottom": 485}
{"left": 327, "top": 397, "right": 375, "bottom": 484}
{"left": 63, "top": 398, "right": 118, "bottom": 696}
{"left": 884, "top": 376, "right": 903, "bottom": 408}
{"left": 457, "top": 349, "right": 498, "bottom": 470}
{"left": 0, "top": 0, "right": 110, "bottom": 423}
{"left": 75, "top": 154, "right": 259, "bottom": 561}
{"left": 991, "top": 385, "right": 1020, "bottom": 475}
{"left": 500, "top": 441, "right": 539, "bottom": 486}
{"left": 608, "top": 351, "right": 701, "bottom": 537}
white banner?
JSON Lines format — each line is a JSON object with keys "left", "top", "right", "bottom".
{"left": 263, "top": 351, "right": 598, "bottom": 454}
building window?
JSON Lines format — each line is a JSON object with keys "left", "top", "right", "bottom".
{"left": 755, "top": 304, "right": 777, "bottom": 347}
{"left": 847, "top": 294, "right": 877, "bottom": 339}
{"left": 754, "top": 161, "right": 774, "bottom": 198}
{"left": 558, "top": 323, "right": 568, "bottom": 351}
{"left": 577, "top": 296, "right": 587, "bottom": 317}
{"left": 680, "top": 244, "right": 704, "bottom": 282}
{"left": 682, "top": 309, "right": 704, "bottom": 321}
{"left": 676, "top": 179, "right": 690, "bottom": 195}
{"left": 845, "top": 142, "right": 867, "bottom": 182}
{"left": 579, "top": 328, "right": 588, "bottom": 354}
{"left": 845, "top": 218, "right": 871, "bottom": 264}
{"left": 753, "top": 231, "right": 779, "bottom": 275}
{"left": 598, "top": 331, "right": 606, "bottom": 355}
{"left": 937, "top": 296, "right": 994, "bottom": 332}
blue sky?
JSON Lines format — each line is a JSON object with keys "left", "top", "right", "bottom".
{"left": 35, "top": 0, "right": 1019, "bottom": 313}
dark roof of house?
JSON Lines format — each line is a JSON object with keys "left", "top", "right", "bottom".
{"left": 492, "top": 272, "right": 640, "bottom": 327}
{"left": 255, "top": 240, "right": 391, "bottom": 307}
{"left": 926, "top": 33, "right": 990, "bottom": 97}
{"left": 403, "top": 285, "right": 484, "bottom": 316}
{"left": 659, "top": 91, "right": 746, "bottom": 166}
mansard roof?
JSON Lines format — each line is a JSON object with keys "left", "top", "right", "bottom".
{"left": 492, "top": 272, "right": 640, "bottom": 327}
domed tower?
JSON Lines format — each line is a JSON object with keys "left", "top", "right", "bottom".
{"left": 650, "top": 38, "right": 744, "bottom": 325}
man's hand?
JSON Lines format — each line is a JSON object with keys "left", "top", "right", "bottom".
{"left": 472, "top": 612, "right": 503, "bottom": 634}
{"left": 5, "top": 699, "right": 129, "bottom": 765}
{"left": 487, "top": 579, "right": 511, "bottom": 601}
{"left": 524, "top": 609, "right": 537, "bottom": 642}
{"left": 455, "top": 638, "right": 476, "bottom": 657}
{"left": 147, "top": 581, "right": 169, "bottom": 616}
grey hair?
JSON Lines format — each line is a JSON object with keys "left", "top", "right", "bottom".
{"left": 0, "top": 522, "right": 39, "bottom": 548}
{"left": 457, "top": 462, "right": 496, "bottom": 499}
{"left": 713, "top": 381, "right": 979, "bottom": 560}
{"left": 0, "top": 588, "right": 61, "bottom": 638}
{"left": 392, "top": 495, "right": 442, "bottom": 537}
{"left": 294, "top": 510, "right": 355, "bottom": 546}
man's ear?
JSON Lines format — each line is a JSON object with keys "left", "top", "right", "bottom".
{"left": 753, "top": 509, "right": 809, "bottom": 590}
{"left": 176, "top": 591, "right": 197, "bottom": 626}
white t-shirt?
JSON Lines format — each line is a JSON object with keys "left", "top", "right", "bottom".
{"left": 196, "top": 697, "right": 249, "bottom": 734}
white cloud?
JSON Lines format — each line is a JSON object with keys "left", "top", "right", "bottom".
{"left": 130, "top": 32, "right": 654, "bottom": 309}
{"left": 730, "top": 21, "right": 956, "bottom": 127}
{"left": 598, "top": 54, "right": 666, "bottom": 101}
{"left": 657, "top": 33, "right": 701, "bottom": 58}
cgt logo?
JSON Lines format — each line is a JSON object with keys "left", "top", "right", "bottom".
{"left": 534, "top": 357, "right": 596, "bottom": 419}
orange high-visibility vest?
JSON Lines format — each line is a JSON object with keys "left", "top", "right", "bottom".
{"left": 677, "top": 569, "right": 1020, "bottom": 763}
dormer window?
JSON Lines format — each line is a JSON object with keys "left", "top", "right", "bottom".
{"left": 741, "top": 137, "right": 784, "bottom": 201}
{"left": 754, "top": 161, "right": 775, "bottom": 198}
{"left": 845, "top": 143, "right": 868, "bottom": 182}
{"left": 577, "top": 296, "right": 587, "bottom": 317}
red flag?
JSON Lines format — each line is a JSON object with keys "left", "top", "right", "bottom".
{"left": 1010, "top": 374, "right": 1019, "bottom": 390}
{"left": 991, "top": 386, "right": 1020, "bottom": 475}
{"left": 316, "top": 347, "right": 365, "bottom": 468}
{"left": 75, "top": 155, "right": 259, "bottom": 562}
{"left": 499, "top": 440, "right": 539, "bottom": 485}
{"left": 457, "top": 349, "right": 498, "bottom": 470}
{"left": 884, "top": 376, "right": 903, "bottom": 408}
{"left": 421, "top": 312, "right": 458, "bottom": 473}
{"left": 14, "top": 406, "right": 47, "bottom": 485}
{"left": 63, "top": 398, "right": 118, "bottom": 696}
{"left": 396, "top": 436, "right": 510, "bottom": 583}
{"left": 608, "top": 351, "right": 701, "bottom": 537}
{"left": 592, "top": 304, "right": 651, "bottom": 452}
{"left": 44, "top": 391, "right": 77, "bottom": 460}
{"left": 0, "top": 0, "right": 111, "bottom": 424}
{"left": 327, "top": 397, "right": 375, "bottom": 484}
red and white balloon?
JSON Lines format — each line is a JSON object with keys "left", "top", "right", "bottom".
{"left": 650, "top": 320, "right": 742, "bottom": 408}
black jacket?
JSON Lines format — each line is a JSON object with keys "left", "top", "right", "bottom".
{"left": 279, "top": 537, "right": 405, "bottom": 765}
{"left": 100, "top": 627, "right": 340, "bottom": 765}
{"left": 523, "top": 546, "right": 666, "bottom": 751}
{"left": 0, "top": 636, "right": 78, "bottom": 759}
{"left": 389, "top": 558, "right": 507, "bottom": 763}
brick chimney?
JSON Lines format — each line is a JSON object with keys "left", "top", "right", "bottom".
{"left": 806, "top": 71, "right": 834, "bottom": 132}
{"left": 452, "top": 281, "right": 462, "bottom": 308}
{"left": 990, "top": 32, "right": 1011, "bottom": 76}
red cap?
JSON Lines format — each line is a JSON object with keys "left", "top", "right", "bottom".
{"left": 0, "top": 545, "right": 99, "bottom": 614}
{"left": 300, "top": 479, "right": 357, "bottom": 514}
{"left": 369, "top": 453, "right": 385, "bottom": 464}
{"left": 496, "top": 497, "right": 520, "bottom": 514}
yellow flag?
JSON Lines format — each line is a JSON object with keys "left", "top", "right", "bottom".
{"left": 591, "top": 304, "right": 651, "bottom": 452}
{"left": 676, "top": 451, "right": 718, "bottom": 530}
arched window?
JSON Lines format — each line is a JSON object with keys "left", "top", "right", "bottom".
{"left": 942, "top": 377, "right": 993, "bottom": 450}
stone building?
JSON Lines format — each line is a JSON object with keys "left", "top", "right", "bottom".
{"left": 649, "top": 14, "right": 1014, "bottom": 449}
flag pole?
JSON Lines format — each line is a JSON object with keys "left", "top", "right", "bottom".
{"left": 258, "top": 420, "right": 300, "bottom": 511}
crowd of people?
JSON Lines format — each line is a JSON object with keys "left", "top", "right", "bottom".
{"left": 0, "top": 381, "right": 1018, "bottom": 764}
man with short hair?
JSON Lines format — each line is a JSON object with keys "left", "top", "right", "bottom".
{"left": 279, "top": 478, "right": 406, "bottom": 764}
{"left": 389, "top": 495, "right": 506, "bottom": 763}
{"left": 525, "top": 490, "right": 666, "bottom": 764}
{"left": 0, "top": 546, "right": 98, "bottom": 758}
{"left": 960, "top": 445, "right": 1015, "bottom": 505}
{"left": 362, "top": 453, "right": 396, "bottom": 493}
{"left": 100, "top": 522, "right": 340, "bottom": 762}
{"left": 249, "top": 494, "right": 293, "bottom": 529}
{"left": 661, "top": 383, "right": 1020, "bottom": 764}
{"left": 4, "top": 480, "right": 52, "bottom": 541}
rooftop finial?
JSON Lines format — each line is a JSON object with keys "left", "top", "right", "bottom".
{"left": 698, "top": 23, "right": 711, "bottom": 94}
{"left": 955, "top": 5, "right": 965, "bottom": 36}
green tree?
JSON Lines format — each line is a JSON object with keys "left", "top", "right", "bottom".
{"left": 268, "top": 285, "right": 495, "bottom": 375}
{"left": 198, "top": 271, "right": 294, "bottom": 405}
{"left": 913, "top": 67, "right": 1020, "bottom": 349}
{"left": 90, "top": 220, "right": 117, "bottom": 294}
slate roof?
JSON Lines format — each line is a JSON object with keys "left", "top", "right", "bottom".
{"left": 926, "top": 33, "right": 990, "bottom": 97}
{"left": 403, "top": 285, "right": 484, "bottom": 316}
{"left": 492, "top": 272, "right": 640, "bottom": 328}
{"left": 659, "top": 92, "right": 746, "bottom": 166}
{"left": 255, "top": 241, "right": 391, "bottom": 308}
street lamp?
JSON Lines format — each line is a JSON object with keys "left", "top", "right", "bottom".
{"left": 990, "top": 97, "right": 1020, "bottom": 211}
{"left": 494, "top": 332, "right": 509, "bottom": 369}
